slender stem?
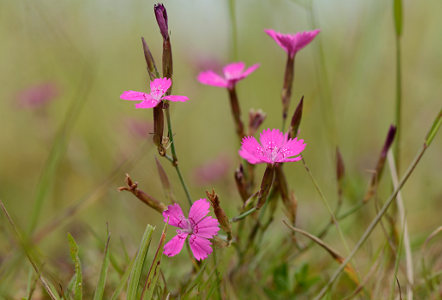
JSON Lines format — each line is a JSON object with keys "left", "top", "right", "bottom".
{"left": 228, "top": 0, "right": 238, "bottom": 60}
{"left": 231, "top": 207, "right": 256, "bottom": 222}
{"left": 302, "top": 158, "right": 351, "bottom": 256}
{"left": 315, "top": 144, "right": 429, "bottom": 300}
{"left": 164, "top": 105, "right": 192, "bottom": 206}
{"left": 227, "top": 87, "right": 245, "bottom": 142}
{"left": 394, "top": 35, "right": 402, "bottom": 175}
{"left": 388, "top": 151, "right": 413, "bottom": 299}
{"left": 281, "top": 55, "right": 295, "bottom": 131}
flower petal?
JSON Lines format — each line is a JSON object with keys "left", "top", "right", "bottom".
{"left": 239, "top": 64, "right": 260, "bottom": 80}
{"left": 274, "top": 137, "right": 306, "bottom": 162}
{"left": 188, "top": 198, "right": 210, "bottom": 225}
{"left": 150, "top": 77, "right": 172, "bottom": 98}
{"left": 259, "top": 128, "right": 286, "bottom": 153}
{"left": 162, "top": 95, "right": 189, "bottom": 102}
{"left": 135, "top": 98, "right": 160, "bottom": 109}
{"left": 164, "top": 233, "right": 188, "bottom": 257}
{"left": 197, "top": 71, "right": 228, "bottom": 88}
{"left": 189, "top": 234, "right": 212, "bottom": 261}
{"left": 292, "top": 29, "right": 320, "bottom": 54}
{"left": 239, "top": 136, "right": 268, "bottom": 164}
{"left": 193, "top": 216, "right": 219, "bottom": 239}
{"left": 265, "top": 29, "right": 291, "bottom": 54}
{"left": 120, "top": 90, "right": 150, "bottom": 101}
{"left": 163, "top": 203, "right": 187, "bottom": 229}
{"left": 222, "top": 62, "right": 245, "bottom": 80}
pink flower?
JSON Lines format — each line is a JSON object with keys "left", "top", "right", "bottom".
{"left": 239, "top": 128, "right": 306, "bottom": 164}
{"left": 120, "top": 77, "right": 188, "bottom": 109}
{"left": 17, "top": 82, "right": 59, "bottom": 109}
{"left": 163, "top": 199, "right": 220, "bottom": 260}
{"left": 197, "top": 62, "right": 259, "bottom": 89}
{"left": 265, "top": 29, "right": 320, "bottom": 58}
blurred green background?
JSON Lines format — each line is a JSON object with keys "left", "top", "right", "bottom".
{"left": 0, "top": 0, "right": 441, "bottom": 296}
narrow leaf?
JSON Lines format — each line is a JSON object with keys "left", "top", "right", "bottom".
{"left": 0, "top": 199, "right": 60, "bottom": 300}
{"left": 67, "top": 233, "right": 83, "bottom": 300}
{"left": 127, "top": 224, "right": 155, "bottom": 300}
{"left": 141, "top": 222, "right": 168, "bottom": 299}
{"left": 425, "top": 108, "right": 441, "bottom": 146}
{"left": 110, "top": 257, "right": 135, "bottom": 300}
{"left": 92, "top": 229, "right": 111, "bottom": 300}
{"left": 283, "top": 221, "right": 359, "bottom": 286}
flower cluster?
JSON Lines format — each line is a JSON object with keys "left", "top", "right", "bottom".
{"left": 120, "top": 3, "right": 318, "bottom": 261}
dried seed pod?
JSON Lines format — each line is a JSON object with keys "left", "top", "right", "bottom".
{"left": 118, "top": 174, "right": 166, "bottom": 213}
{"left": 248, "top": 109, "right": 266, "bottom": 136}
{"left": 206, "top": 189, "right": 232, "bottom": 241}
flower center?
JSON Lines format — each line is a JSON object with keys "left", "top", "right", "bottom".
{"left": 177, "top": 218, "right": 193, "bottom": 234}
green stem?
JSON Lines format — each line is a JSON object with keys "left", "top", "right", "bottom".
{"left": 302, "top": 158, "right": 351, "bottom": 256}
{"left": 394, "top": 35, "right": 402, "bottom": 174}
{"left": 231, "top": 207, "right": 257, "bottom": 222}
{"left": 228, "top": 0, "right": 238, "bottom": 60}
{"left": 164, "top": 105, "right": 192, "bottom": 206}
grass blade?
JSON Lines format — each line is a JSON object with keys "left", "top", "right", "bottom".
{"left": 0, "top": 199, "right": 60, "bottom": 300}
{"left": 141, "top": 222, "right": 168, "bottom": 299}
{"left": 127, "top": 224, "right": 155, "bottom": 300}
{"left": 67, "top": 233, "right": 82, "bottom": 300}
{"left": 283, "top": 221, "right": 359, "bottom": 286}
{"left": 92, "top": 228, "right": 111, "bottom": 300}
{"left": 110, "top": 257, "right": 135, "bottom": 300}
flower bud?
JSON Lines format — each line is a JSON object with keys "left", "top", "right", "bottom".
{"left": 234, "top": 164, "right": 249, "bottom": 202}
{"left": 248, "top": 109, "right": 266, "bottom": 136}
{"left": 364, "top": 125, "right": 397, "bottom": 202}
{"left": 141, "top": 37, "right": 159, "bottom": 80}
{"left": 154, "top": 3, "right": 168, "bottom": 40}
{"left": 256, "top": 164, "right": 275, "bottom": 209}
{"left": 289, "top": 96, "right": 303, "bottom": 138}
{"left": 206, "top": 189, "right": 232, "bottom": 241}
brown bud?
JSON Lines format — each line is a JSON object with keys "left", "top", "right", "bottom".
{"left": 141, "top": 37, "right": 159, "bottom": 80}
{"left": 206, "top": 189, "right": 232, "bottom": 241}
{"left": 363, "top": 125, "right": 397, "bottom": 202}
{"left": 118, "top": 174, "right": 166, "bottom": 213}
{"left": 154, "top": 3, "right": 168, "bottom": 40}
{"left": 256, "top": 164, "right": 275, "bottom": 209}
{"left": 248, "top": 109, "right": 266, "bottom": 136}
{"left": 234, "top": 164, "right": 249, "bottom": 202}
{"left": 289, "top": 96, "right": 304, "bottom": 138}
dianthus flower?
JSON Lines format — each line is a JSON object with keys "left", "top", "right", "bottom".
{"left": 120, "top": 77, "right": 188, "bottom": 109}
{"left": 239, "top": 128, "right": 306, "bottom": 164}
{"left": 163, "top": 199, "right": 220, "bottom": 260}
{"left": 197, "top": 62, "right": 259, "bottom": 89}
{"left": 264, "top": 29, "right": 320, "bottom": 58}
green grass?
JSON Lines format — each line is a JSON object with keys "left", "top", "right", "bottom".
{"left": 0, "top": 0, "right": 441, "bottom": 299}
